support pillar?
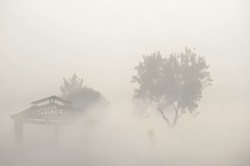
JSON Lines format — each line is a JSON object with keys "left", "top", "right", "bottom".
{"left": 14, "top": 119, "right": 23, "bottom": 145}
{"left": 54, "top": 125, "right": 59, "bottom": 147}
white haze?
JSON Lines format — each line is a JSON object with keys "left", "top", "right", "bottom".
{"left": 0, "top": 0, "right": 250, "bottom": 166}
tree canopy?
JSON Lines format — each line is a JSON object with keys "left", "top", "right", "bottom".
{"left": 132, "top": 47, "right": 212, "bottom": 127}
{"left": 60, "top": 73, "right": 105, "bottom": 111}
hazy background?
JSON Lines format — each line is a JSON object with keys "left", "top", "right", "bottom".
{"left": 0, "top": 0, "right": 249, "bottom": 165}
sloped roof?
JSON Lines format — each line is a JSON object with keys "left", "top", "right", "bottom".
{"left": 11, "top": 95, "right": 77, "bottom": 121}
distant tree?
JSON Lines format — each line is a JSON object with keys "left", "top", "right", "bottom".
{"left": 60, "top": 73, "right": 105, "bottom": 111}
{"left": 132, "top": 47, "right": 212, "bottom": 127}
{"left": 61, "top": 73, "right": 83, "bottom": 99}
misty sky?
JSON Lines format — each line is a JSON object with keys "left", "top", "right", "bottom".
{"left": 0, "top": 0, "right": 249, "bottom": 112}
{"left": 0, "top": 1, "right": 250, "bottom": 166}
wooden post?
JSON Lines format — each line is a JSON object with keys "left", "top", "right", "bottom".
{"left": 148, "top": 129, "right": 154, "bottom": 149}
{"left": 54, "top": 125, "right": 59, "bottom": 147}
{"left": 14, "top": 119, "right": 23, "bottom": 145}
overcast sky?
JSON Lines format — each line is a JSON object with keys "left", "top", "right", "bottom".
{"left": 0, "top": 0, "right": 249, "bottom": 113}
{"left": 0, "top": 1, "right": 250, "bottom": 165}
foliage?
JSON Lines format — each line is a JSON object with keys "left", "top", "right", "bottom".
{"left": 60, "top": 73, "right": 105, "bottom": 111}
{"left": 132, "top": 47, "right": 213, "bottom": 127}
{"left": 61, "top": 73, "right": 83, "bottom": 99}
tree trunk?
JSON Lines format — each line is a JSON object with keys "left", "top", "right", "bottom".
{"left": 157, "top": 99, "right": 181, "bottom": 128}
{"left": 172, "top": 104, "right": 180, "bottom": 127}
{"left": 158, "top": 109, "right": 171, "bottom": 127}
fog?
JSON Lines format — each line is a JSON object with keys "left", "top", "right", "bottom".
{"left": 0, "top": 0, "right": 250, "bottom": 165}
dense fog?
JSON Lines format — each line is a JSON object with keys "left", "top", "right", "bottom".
{"left": 0, "top": 0, "right": 249, "bottom": 166}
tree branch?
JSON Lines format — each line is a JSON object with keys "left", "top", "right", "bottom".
{"left": 172, "top": 103, "right": 180, "bottom": 127}
{"left": 158, "top": 109, "right": 171, "bottom": 127}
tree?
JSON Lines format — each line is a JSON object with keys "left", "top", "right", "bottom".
{"left": 60, "top": 73, "right": 105, "bottom": 111}
{"left": 61, "top": 73, "right": 83, "bottom": 99}
{"left": 131, "top": 47, "right": 212, "bottom": 127}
